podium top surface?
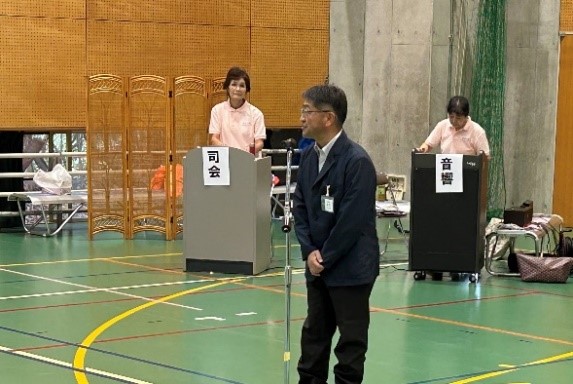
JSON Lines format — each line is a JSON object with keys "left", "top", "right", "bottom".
{"left": 412, "top": 152, "right": 485, "bottom": 169}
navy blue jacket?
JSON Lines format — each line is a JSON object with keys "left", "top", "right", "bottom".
{"left": 293, "top": 131, "right": 380, "bottom": 286}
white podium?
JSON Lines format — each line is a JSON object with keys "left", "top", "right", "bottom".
{"left": 183, "top": 147, "right": 272, "bottom": 275}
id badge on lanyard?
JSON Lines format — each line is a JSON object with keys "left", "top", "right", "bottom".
{"left": 321, "top": 185, "right": 334, "bottom": 213}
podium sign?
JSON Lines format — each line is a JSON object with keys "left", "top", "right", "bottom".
{"left": 183, "top": 147, "right": 272, "bottom": 275}
{"left": 409, "top": 152, "right": 488, "bottom": 273}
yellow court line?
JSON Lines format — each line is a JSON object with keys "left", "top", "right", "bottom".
{"left": 450, "top": 369, "right": 517, "bottom": 383}
{"left": 104, "top": 258, "right": 185, "bottom": 275}
{"left": 374, "top": 305, "right": 573, "bottom": 384}
{"left": 103, "top": 258, "right": 303, "bottom": 282}
{"left": 449, "top": 351, "right": 573, "bottom": 383}
{"left": 0, "top": 252, "right": 182, "bottom": 268}
{"left": 525, "top": 350, "right": 573, "bottom": 365}
{"left": 372, "top": 307, "right": 573, "bottom": 347}
{"left": 73, "top": 279, "right": 240, "bottom": 384}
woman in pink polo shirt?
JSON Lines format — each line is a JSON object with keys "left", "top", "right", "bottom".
{"left": 208, "top": 67, "right": 266, "bottom": 155}
{"left": 417, "top": 96, "right": 490, "bottom": 157}
{"left": 416, "top": 96, "right": 490, "bottom": 281}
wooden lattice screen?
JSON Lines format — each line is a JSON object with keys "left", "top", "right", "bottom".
{"left": 172, "top": 76, "right": 210, "bottom": 235}
{"left": 127, "top": 76, "right": 171, "bottom": 238}
{"left": 87, "top": 75, "right": 128, "bottom": 238}
{"left": 87, "top": 74, "right": 216, "bottom": 240}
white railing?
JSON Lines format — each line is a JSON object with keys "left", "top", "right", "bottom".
{"left": 0, "top": 152, "right": 87, "bottom": 199}
{"left": 0, "top": 152, "right": 86, "bottom": 159}
{"left": 0, "top": 149, "right": 299, "bottom": 198}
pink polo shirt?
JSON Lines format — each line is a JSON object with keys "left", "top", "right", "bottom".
{"left": 425, "top": 117, "right": 490, "bottom": 156}
{"left": 208, "top": 99, "right": 266, "bottom": 152}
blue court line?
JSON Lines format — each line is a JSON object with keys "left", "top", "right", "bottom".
{"left": 0, "top": 325, "right": 245, "bottom": 384}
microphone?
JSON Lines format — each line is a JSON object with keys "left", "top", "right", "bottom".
{"left": 281, "top": 138, "right": 297, "bottom": 150}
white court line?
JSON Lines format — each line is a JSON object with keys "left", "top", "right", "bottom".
{"left": 0, "top": 268, "right": 206, "bottom": 311}
{"left": 0, "top": 268, "right": 305, "bottom": 303}
{"left": 0, "top": 345, "right": 153, "bottom": 384}
{"left": 0, "top": 278, "right": 212, "bottom": 302}
{"left": 379, "top": 262, "right": 408, "bottom": 267}
{"left": 0, "top": 252, "right": 182, "bottom": 268}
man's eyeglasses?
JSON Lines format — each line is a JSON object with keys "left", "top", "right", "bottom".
{"left": 300, "top": 109, "right": 333, "bottom": 117}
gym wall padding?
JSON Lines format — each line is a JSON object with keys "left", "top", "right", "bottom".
{"left": 0, "top": 0, "right": 329, "bottom": 131}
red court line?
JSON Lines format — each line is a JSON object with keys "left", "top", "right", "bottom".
{"left": 386, "top": 291, "right": 538, "bottom": 310}
{"left": 7, "top": 288, "right": 555, "bottom": 353}
{"left": 16, "top": 317, "right": 307, "bottom": 353}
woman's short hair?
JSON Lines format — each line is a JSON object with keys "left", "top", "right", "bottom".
{"left": 446, "top": 96, "right": 470, "bottom": 116}
{"left": 223, "top": 67, "right": 251, "bottom": 92}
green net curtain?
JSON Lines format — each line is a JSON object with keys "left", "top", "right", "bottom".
{"left": 454, "top": 0, "right": 506, "bottom": 219}
{"left": 469, "top": 0, "right": 507, "bottom": 219}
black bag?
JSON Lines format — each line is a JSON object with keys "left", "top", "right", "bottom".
{"left": 556, "top": 228, "right": 573, "bottom": 257}
{"left": 507, "top": 252, "right": 519, "bottom": 273}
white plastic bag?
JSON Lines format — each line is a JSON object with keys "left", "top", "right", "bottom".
{"left": 33, "top": 164, "right": 72, "bottom": 195}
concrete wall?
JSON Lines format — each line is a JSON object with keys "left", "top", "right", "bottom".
{"left": 503, "top": 0, "right": 560, "bottom": 212}
{"left": 329, "top": 0, "right": 560, "bottom": 212}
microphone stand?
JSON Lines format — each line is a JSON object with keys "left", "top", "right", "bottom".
{"left": 281, "top": 143, "right": 294, "bottom": 384}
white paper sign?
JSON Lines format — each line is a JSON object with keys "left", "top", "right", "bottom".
{"left": 435, "top": 154, "right": 463, "bottom": 193}
{"left": 202, "top": 147, "right": 230, "bottom": 186}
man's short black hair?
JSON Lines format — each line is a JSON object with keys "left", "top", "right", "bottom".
{"left": 302, "top": 84, "right": 348, "bottom": 125}
{"left": 223, "top": 67, "right": 251, "bottom": 92}
{"left": 447, "top": 96, "right": 470, "bottom": 116}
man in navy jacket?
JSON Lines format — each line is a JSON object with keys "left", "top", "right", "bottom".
{"left": 293, "top": 84, "right": 379, "bottom": 384}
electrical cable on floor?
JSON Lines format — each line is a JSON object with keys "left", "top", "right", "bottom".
{"left": 379, "top": 262, "right": 408, "bottom": 271}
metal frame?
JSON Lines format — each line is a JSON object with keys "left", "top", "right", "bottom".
{"left": 484, "top": 214, "right": 563, "bottom": 277}
{"left": 378, "top": 181, "right": 409, "bottom": 257}
{"left": 7, "top": 192, "right": 87, "bottom": 237}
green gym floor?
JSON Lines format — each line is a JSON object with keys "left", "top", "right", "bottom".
{"left": 0, "top": 218, "right": 572, "bottom": 384}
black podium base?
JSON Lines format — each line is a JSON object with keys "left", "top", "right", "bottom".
{"left": 185, "top": 259, "right": 254, "bottom": 275}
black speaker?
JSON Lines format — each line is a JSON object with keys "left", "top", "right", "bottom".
{"left": 408, "top": 153, "right": 488, "bottom": 273}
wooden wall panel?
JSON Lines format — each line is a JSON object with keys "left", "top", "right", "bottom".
{"left": 0, "top": 0, "right": 84, "bottom": 18}
{"left": 87, "top": 0, "right": 250, "bottom": 26}
{"left": 87, "top": 21, "right": 174, "bottom": 76}
{"left": 86, "top": 22, "right": 250, "bottom": 78}
{"left": 1, "top": 0, "right": 329, "bottom": 130}
{"left": 0, "top": 16, "right": 85, "bottom": 129}
{"left": 168, "top": 25, "right": 250, "bottom": 77}
{"left": 252, "top": 0, "right": 329, "bottom": 29}
{"left": 250, "top": 0, "right": 329, "bottom": 127}
{"left": 553, "top": 36, "right": 573, "bottom": 225}
{"left": 561, "top": 0, "right": 573, "bottom": 32}
{"left": 250, "top": 27, "right": 329, "bottom": 127}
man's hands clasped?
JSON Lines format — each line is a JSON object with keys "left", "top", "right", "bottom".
{"left": 307, "top": 250, "right": 325, "bottom": 276}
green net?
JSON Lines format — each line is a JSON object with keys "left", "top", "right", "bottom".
{"left": 455, "top": 0, "right": 506, "bottom": 219}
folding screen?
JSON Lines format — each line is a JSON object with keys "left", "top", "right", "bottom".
{"left": 87, "top": 75, "right": 128, "bottom": 238}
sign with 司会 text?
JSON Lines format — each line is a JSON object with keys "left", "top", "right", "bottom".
{"left": 435, "top": 154, "right": 463, "bottom": 193}
{"left": 202, "top": 147, "right": 230, "bottom": 186}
